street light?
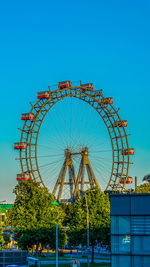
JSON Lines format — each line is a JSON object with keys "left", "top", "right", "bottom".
{"left": 81, "top": 189, "right": 96, "bottom": 267}
{"left": 84, "top": 193, "right": 90, "bottom": 267}
{"left": 56, "top": 224, "right": 58, "bottom": 267}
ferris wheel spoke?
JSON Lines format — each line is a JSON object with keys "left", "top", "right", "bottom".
{"left": 37, "top": 143, "right": 64, "bottom": 153}
{"left": 90, "top": 156, "right": 112, "bottom": 162}
{"left": 91, "top": 161, "right": 111, "bottom": 172}
{"left": 54, "top": 101, "right": 71, "bottom": 147}
{"left": 80, "top": 102, "right": 92, "bottom": 146}
{"left": 72, "top": 98, "right": 87, "bottom": 147}
{"left": 37, "top": 125, "right": 65, "bottom": 151}
{"left": 38, "top": 158, "right": 64, "bottom": 168}
{"left": 42, "top": 167, "right": 60, "bottom": 181}
{"left": 90, "top": 165, "right": 108, "bottom": 188}
{"left": 88, "top": 141, "right": 110, "bottom": 151}
{"left": 41, "top": 162, "right": 62, "bottom": 176}
{"left": 42, "top": 114, "right": 66, "bottom": 150}
{"left": 69, "top": 96, "right": 73, "bottom": 148}
{"left": 36, "top": 154, "right": 64, "bottom": 158}
{"left": 83, "top": 107, "right": 101, "bottom": 146}
{"left": 45, "top": 107, "right": 68, "bottom": 148}
{"left": 91, "top": 156, "right": 111, "bottom": 168}
{"left": 67, "top": 99, "right": 81, "bottom": 148}
{"left": 92, "top": 163, "right": 111, "bottom": 177}
{"left": 90, "top": 139, "right": 110, "bottom": 149}
{"left": 71, "top": 98, "right": 81, "bottom": 146}
{"left": 90, "top": 150, "right": 112, "bottom": 153}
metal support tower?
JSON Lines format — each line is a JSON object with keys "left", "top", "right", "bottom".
{"left": 52, "top": 147, "right": 99, "bottom": 203}
{"left": 52, "top": 149, "right": 76, "bottom": 202}
{"left": 73, "top": 147, "right": 99, "bottom": 201}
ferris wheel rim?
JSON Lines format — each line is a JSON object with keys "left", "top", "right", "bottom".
{"left": 18, "top": 86, "right": 131, "bottom": 193}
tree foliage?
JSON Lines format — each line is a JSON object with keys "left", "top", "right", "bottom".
{"left": 124, "top": 183, "right": 150, "bottom": 193}
{"left": 7, "top": 179, "right": 66, "bottom": 251}
{"left": 135, "top": 183, "right": 150, "bottom": 193}
{"left": 67, "top": 187, "right": 110, "bottom": 262}
{"left": 7, "top": 179, "right": 64, "bottom": 230}
{"left": 15, "top": 226, "right": 66, "bottom": 251}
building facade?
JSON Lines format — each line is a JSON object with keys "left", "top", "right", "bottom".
{"left": 0, "top": 204, "right": 13, "bottom": 223}
{"left": 110, "top": 194, "right": 150, "bottom": 267}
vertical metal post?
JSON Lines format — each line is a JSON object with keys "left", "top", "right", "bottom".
{"left": 85, "top": 194, "right": 90, "bottom": 267}
{"left": 56, "top": 224, "right": 58, "bottom": 267}
{"left": 87, "top": 227, "right": 90, "bottom": 266}
{"left": 135, "top": 176, "right": 137, "bottom": 192}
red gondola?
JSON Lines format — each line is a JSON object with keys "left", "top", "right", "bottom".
{"left": 120, "top": 177, "right": 133, "bottom": 184}
{"left": 101, "top": 97, "right": 113, "bottom": 104}
{"left": 121, "top": 148, "right": 134, "bottom": 155}
{"left": 21, "top": 113, "right": 34, "bottom": 120}
{"left": 16, "top": 173, "right": 30, "bottom": 181}
{"left": 37, "top": 91, "right": 51, "bottom": 99}
{"left": 14, "top": 142, "right": 27, "bottom": 150}
{"left": 81, "top": 83, "right": 93, "bottom": 90}
{"left": 114, "top": 120, "right": 127, "bottom": 127}
{"left": 58, "top": 81, "right": 71, "bottom": 89}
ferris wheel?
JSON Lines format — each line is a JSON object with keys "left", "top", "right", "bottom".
{"left": 14, "top": 80, "right": 134, "bottom": 202}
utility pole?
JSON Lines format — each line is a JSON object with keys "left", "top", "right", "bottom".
{"left": 83, "top": 189, "right": 96, "bottom": 267}
{"left": 135, "top": 176, "right": 137, "bottom": 192}
{"left": 56, "top": 224, "right": 58, "bottom": 267}
{"left": 84, "top": 194, "right": 90, "bottom": 267}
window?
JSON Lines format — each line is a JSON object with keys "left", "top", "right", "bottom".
{"left": 111, "top": 235, "right": 131, "bottom": 253}
{"left": 133, "top": 256, "right": 150, "bottom": 267}
{"left": 133, "top": 236, "right": 150, "bottom": 254}
{"left": 131, "top": 216, "right": 150, "bottom": 234}
{"left": 111, "top": 216, "right": 130, "bottom": 234}
{"left": 112, "top": 256, "right": 131, "bottom": 267}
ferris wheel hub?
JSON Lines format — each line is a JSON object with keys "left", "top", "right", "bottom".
{"left": 81, "top": 147, "right": 89, "bottom": 156}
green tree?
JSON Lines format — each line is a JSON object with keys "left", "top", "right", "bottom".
{"left": 0, "top": 223, "right": 4, "bottom": 246}
{"left": 7, "top": 179, "right": 65, "bottom": 252}
{"left": 124, "top": 183, "right": 150, "bottom": 193}
{"left": 135, "top": 183, "right": 150, "bottom": 193}
{"left": 16, "top": 226, "right": 67, "bottom": 253}
{"left": 68, "top": 187, "right": 110, "bottom": 263}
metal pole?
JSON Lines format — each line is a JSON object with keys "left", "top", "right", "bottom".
{"left": 56, "top": 224, "right": 58, "bottom": 267}
{"left": 87, "top": 227, "right": 90, "bottom": 266}
{"left": 85, "top": 194, "right": 90, "bottom": 267}
{"left": 135, "top": 176, "right": 137, "bottom": 192}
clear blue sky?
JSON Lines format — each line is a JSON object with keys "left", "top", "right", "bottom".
{"left": 0, "top": 0, "right": 150, "bottom": 202}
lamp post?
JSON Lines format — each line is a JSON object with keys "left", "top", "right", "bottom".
{"left": 135, "top": 176, "right": 137, "bottom": 192}
{"left": 84, "top": 193, "right": 90, "bottom": 267}
{"left": 83, "top": 189, "right": 96, "bottom": 267}
{"left": 56, "top": 224, "right": 58, "bottom": 267}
